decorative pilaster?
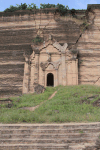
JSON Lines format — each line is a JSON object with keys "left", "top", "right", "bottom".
{"left": 61, "top": 51, "right": 66, "bottom": 86}
{"left": 34, "top": 53, "right": 39, "bottom": 84}
{"left": 74, "top": 59, "right": 78, "bottom": 85}
{"left": 30, "top": 51, "right": 35, "bottom": 93}
{"left": 22, "top": 52, "right": 30, "bottom": 94}
{"left": 42, "top": 70, "right": 45, "bottom": 86}
{"left": 55, "top": 69, "right": 58, "bottom": 87}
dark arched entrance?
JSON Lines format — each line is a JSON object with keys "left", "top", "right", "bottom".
{"left": 47, "top": 73, "right": 54, "bottom": 86}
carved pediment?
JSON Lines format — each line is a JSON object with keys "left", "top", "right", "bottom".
{"left": 46, "top": 64, "right": 54, "bottom": 70}
{"left": 31, "top": 34, "right": 68, "bottom": 54}
{"left": 53, "top": 42, "right": 68, "bottom": 53}
{"left": 40, "top": 45, "right": 59, "bottom": 54}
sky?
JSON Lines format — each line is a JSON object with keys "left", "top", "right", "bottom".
{"left": 0, "top": 0, "right": 99, "bottom": 12}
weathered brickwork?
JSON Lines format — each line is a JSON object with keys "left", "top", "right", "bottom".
{"left": 1, "top": 5, "right": 100, "bottom": 96}
{"left": 77, "top": 5, "right": 100, "bottom": 85}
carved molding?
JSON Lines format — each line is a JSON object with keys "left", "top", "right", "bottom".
{"left": 40, "top": 60, "right": 61, "bottom": 71}
{"left": 40, "top": 61, "right": 48, "bottom": 71}
{"left": 30, "top": 51, "right": 35, "bottom": 62}
{"left": 53, "top": 42, "right": 68, "bottom": 53}
{"left": 31, "top": 45, "right": 40, "bottom": 54}
{"left": 23, "top": 51, "right": 29, "bottom": 63}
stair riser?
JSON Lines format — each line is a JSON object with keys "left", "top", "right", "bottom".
{"left": 1, "top": 129, "right": 100, "bottom": 134}
{"left": 0, "top": 139, "right": 95, "bottom": 144}
{"left": 1, "top": 124, "right": 100, "bottom": 129}
{"left": 0, "top": 134, "right": 98, "bottom": 139}
{"left": 0, "top": 146, "right": 69, "bottom": 150}
{"left": 0, "top": 124, "right": 99, "bottom": 150}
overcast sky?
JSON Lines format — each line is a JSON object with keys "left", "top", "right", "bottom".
{"left": 0, "top": 0, "right": 99, "bottom": 11}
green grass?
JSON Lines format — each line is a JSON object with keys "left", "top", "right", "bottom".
{"left": 0, "top": 85, "right": 100, "bottom": 123}
{"left": 79, "top": 130, "right": 84, "bottom": 134}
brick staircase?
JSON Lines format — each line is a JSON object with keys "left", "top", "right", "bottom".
{"left": 0, "top": 122, "right": 100, "bottom": 150}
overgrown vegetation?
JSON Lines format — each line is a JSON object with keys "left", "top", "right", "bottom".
{"left": 0, "top": 85, "right": 100, "bottom": 123}
{"left": 80, "top": 21, "right": 90, "bottom": 32}
{"left": 4, "top": 3, "right": 38, "bottom": 12}
{"left": 32, "top": 35, "right": 44, "bottom": 45}
{"left": 3, "top": 3, "right": 78, "bottom": 17}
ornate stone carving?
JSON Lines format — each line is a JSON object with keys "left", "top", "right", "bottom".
{"left": 49, "top": 34, "right": 52, "bottom": 40}
{"left": 51, "top": 60, "right": 61, "bottom": 70}
{"left": 23, "top": 51, "right": 29, "bottom": 63}
{"left": 61, "top": 43, "right": 68, "bottom": 54}
{"left": 48, "top": 53, "right": 51, "bottom": 62}
{"left": 53, "top": 42, "right": 68, "bottom": 53}
{"left": 40, "top": 60, "right": 61, "bottom": 71}
{"left": 31, "top": 45, "right": 40, "bottom": 54}
{"left": 30, "top": 51, "right": 35, "bottom": 65}
{"left": 40, "top": 61, "right": 48, "bottom": 71}
{"left": 53, "top": 42, "right": 62, "bottom": 52}
{"left": 30, "top": 51, "right": 35, "bottom": 60}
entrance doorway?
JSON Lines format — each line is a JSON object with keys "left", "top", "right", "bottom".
{"left": 47, "top": 73, "right": 54, "bottom": 86}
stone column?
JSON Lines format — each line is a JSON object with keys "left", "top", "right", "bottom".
{"left": 55, "top": 69, "right": 58, "bottom": 87}
{"left": 61, "top": 52, "right": 66, "bottom": 86}
{"left": 22, "top": 54, "right": 29, "bottom": 94}
{"left": 42, "top": 70, "right": 45, "bottom": 87}
{"left": 30, "top": 59, "right": 35, "bottom": 93}
{"left": 75, "top": 59, "right": 78, "bottom": 85}
{"left": 71, "top": 59, "right": 78, "bottom": 85}
{"left": 34, "top": 53, "right": 39, "bottom": 84}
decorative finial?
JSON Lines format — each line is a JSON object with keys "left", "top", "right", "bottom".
{"left": 49, "top": 34, "right": 52, "bottom": 40}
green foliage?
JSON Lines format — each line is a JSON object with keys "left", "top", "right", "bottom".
{"left": 4, "top": 3, "right": 37, "bottom": 12}
{"left": 3, "top": 3, "right": 69, "bottom": 16}
{"left": 27, "top": 3, "right": 38, "bottom": 10}
{"left": 0, "top": 85, "right": 100, "bottom": 123}
{"left": 70, "top": 8, "right": 76, "bottom": 16}
{"left": 79, "top": 130, "right": 84, "bottom": 133}
{"left": 4, "top": 5, "right": 18, "bottom": 12}
{"left": 16, "top": 3, "right": 27, "bottom": 10}
{"left": 40, "top": 3, "right": 56, "bottom": 9}
{"left": 81, "top": 21, "right": 89, "bottom": 32}
{"left": 32, "top": 35, "right": 43, "bottom": 45}
{"left": 56, "top": 3, "right": 69, "bottom": 16}
{"left": 3, "top": 3, "right": 79, "bottom": 18}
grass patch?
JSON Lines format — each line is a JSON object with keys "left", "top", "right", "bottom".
{"left": 79, "top": 130, "right": 84, "bottom": 134}
{"left": 0, "top": 85, "right": 100, "bottom": 123}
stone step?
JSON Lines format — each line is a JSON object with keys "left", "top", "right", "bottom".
{"left": 0, "top": 143, "right": 69, "bottom": 150}
{"left": 0, "top": 128, "right": 100, "bottom": 134}
{"left": 0, "top": 133, "right": 98, "bottom": 139}
{"left": 69, "top": 142, "right": 96, "bottom": 150}
{"left": 0, "top": 123, "right": 99, "bottom": 149}
{"left": 0, "top": 123, "right": 100, "bottom": 129}
{"left": 0, "top": 137, "right": 96, "bottom": 144}
{"left": 0, "top": 143, "right": 96, "bottom": 150}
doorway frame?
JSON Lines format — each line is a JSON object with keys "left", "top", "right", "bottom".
{"left": 46, "top": 73, "right": 54, "bottom": 87}
{"left": 45, "top": 71, "right": 55, "bottom": 87}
